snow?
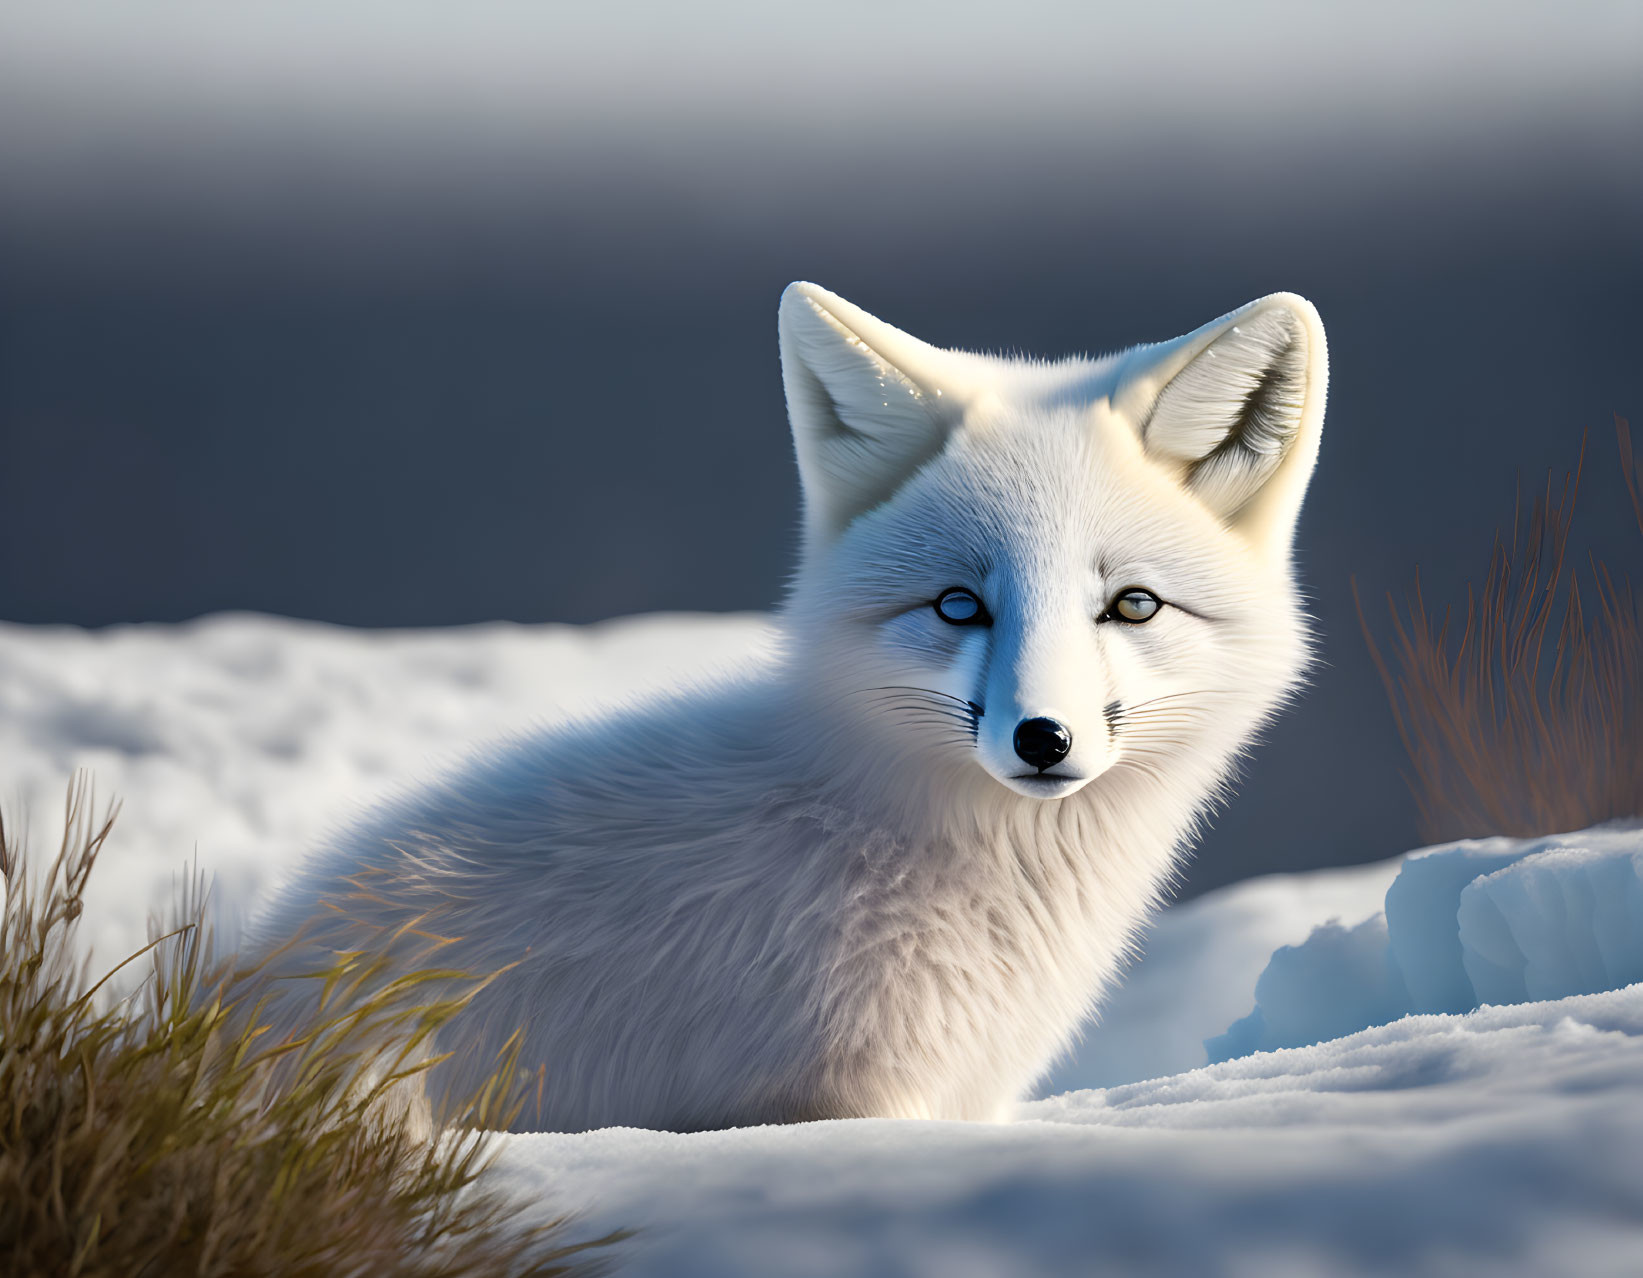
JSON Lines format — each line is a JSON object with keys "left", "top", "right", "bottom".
{"left": 1460, "top": 843, "right": 1643, "bottom": 1006}
{"left": 1387, "top": 838, "right": 1539, "bottom": 1014}
{"left": 1207, "top": 826, "right": 1643, "bottom": 1065}
{"left": 497, "top": 987, "right": 1643, "bottom": 1278}
{"left": 0, "top": 611, "right": 775, "bottom": 964}
{"left": 6, "top": 612, "right": 1642, "bottom": 1276}
{"left": 1039, "top": 855, "right": 1400, "bottom": 1092}
{"left": 1204, "top": 913, "right": 1411, "bottom": 1065}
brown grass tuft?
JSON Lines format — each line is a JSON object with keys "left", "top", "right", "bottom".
{"left": 1356, "top": 416, "right": 1643, "bottom": 843}
{"left": 0, "top": 775, "right": 619, "bottom": 1278}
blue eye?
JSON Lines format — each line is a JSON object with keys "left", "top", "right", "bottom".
{"left": 933, "top": 588, "right": 989, "bottom": 625}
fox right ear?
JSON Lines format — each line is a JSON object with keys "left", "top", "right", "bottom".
{"left": 779, "top": 283, "right": 966, "bottom": 546}
{"left": 1111, "top": 293, "right": 1328, "bottom": 555}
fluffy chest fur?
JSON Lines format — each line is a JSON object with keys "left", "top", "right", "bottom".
{"left": 811, "top": 800, "right": 1171, "bottom": 1122}
{"left": 256, "top": 692, "right": 1188, "bottom": 1133}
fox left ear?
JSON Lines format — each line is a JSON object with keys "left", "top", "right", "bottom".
{"left": 1112, "top": 293, "right": 1328, "bottom": 553}
{"left": 779, "top": 282, "right": 972, "bottom": 548}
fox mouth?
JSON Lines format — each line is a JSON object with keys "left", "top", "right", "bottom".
{"left": 1010, "top": 771, "right": 1084, "bottom": 788}
{"left": 998, "top": 770, "right": 1089, "bottom": 800}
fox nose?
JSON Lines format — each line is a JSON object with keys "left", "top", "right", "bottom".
{"left": 1013, "top": 717, "right": 1072, "bottom": 770}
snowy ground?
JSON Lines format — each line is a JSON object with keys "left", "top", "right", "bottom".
{"left": 500, "top": 988, "right": 1643, "bottom": 1278}
{"left": 5, "top": 613, "right": 1641, "bottom": 1276}
{"left": 0, "top": 611, "right": 776, "bottom": 963}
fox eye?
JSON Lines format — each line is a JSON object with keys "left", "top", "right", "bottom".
{"left": 933, "top": 587, "right": 989, "bottom": 625}
{"left": 1104, "top": 588, "right": 1162, "bottom": 624}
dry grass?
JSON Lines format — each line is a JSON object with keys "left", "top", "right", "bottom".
{"left": 1357, "top": 416, "right": 1643, "bottom": 843}
{"left": 0, "top": 776, "right": 618, "bottom": 1278}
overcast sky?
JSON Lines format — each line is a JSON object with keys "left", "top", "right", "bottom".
{"left": 4, "top": 1, "right": 1640, "bottom": 142}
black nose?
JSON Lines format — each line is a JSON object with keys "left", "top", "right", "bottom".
{"left": 1013, "top": 717, "right": 1072, "bottom": 770}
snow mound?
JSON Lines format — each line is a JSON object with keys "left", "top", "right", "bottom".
{"left": 1204, "top": 913, "right": 1410, "bottom": 1064}
{"left": 1387, "top": 837, "right": 1544, "bottom": 1014}
{"left": 497, "top": 984, "right": 1643, "bottom": 1278}
{"left": 1461, "top": 843, "right": 1643, "bottom": 1006}
{"left": 1209, "top": 826, "right": 1643, "bottom": 1063}
{"left": 0, "top": 611, "right": 775, "bottom": 965}
{"left": 1038, "top": 856, "right": 1399, "bottom": 1092}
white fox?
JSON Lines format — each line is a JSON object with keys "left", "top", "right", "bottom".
{"left": 250, "top": 283, "right": 1328, "bottom": 1131}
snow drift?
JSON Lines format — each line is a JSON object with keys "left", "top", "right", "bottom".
{"left": 1207, "top": 826, "right": 1643, "bottom": 1064}
{"left": 496, "top": 985, "right": 1643, "bottom": 1278}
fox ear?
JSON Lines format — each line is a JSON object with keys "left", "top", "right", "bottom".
{"left": 779, "top": 282, "right": 966, "bottom": 545}
{"left": 1113, "top": 293, "right": 1328, "bottom": 550}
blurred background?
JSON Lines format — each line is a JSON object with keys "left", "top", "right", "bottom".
{"left": 1, "top": 1, "right": 1639, "bottom": 896}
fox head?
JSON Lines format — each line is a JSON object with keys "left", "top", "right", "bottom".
{"left": 778, "top": 282, "right": 1327, "bottom": 807}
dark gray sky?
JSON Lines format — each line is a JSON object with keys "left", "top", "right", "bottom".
{"left": 2, "top": 1, "right": 1640, "bottom": 895}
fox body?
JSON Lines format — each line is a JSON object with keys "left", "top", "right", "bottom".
{"left": 251, "top": 283, "right": 1328, "bottom": 1131}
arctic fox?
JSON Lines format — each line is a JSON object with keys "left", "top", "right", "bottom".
{"left": 250, "top": 283, "right": 1328, "bottom": 1131}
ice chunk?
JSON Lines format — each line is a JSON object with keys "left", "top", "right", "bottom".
{"left": 1459, "top": 844, "right": 1643, "bottom": 1005}
{"left": 1205, "top": 914, "right": 1409, "bottom": 1062}
{"left": 1384, "top": 838, "right": 1538, "bottom": 1013}
{"left": 1209, "top": 825, "right": 1643, "bottom": 1066}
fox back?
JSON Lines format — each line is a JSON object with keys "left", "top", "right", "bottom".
{"left": 249, "top": 283, "right": 1328, "bottom": 1130}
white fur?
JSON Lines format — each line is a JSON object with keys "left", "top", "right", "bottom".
{"left": 247, "top": 283, "right": 1328, "bottom": 1132}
